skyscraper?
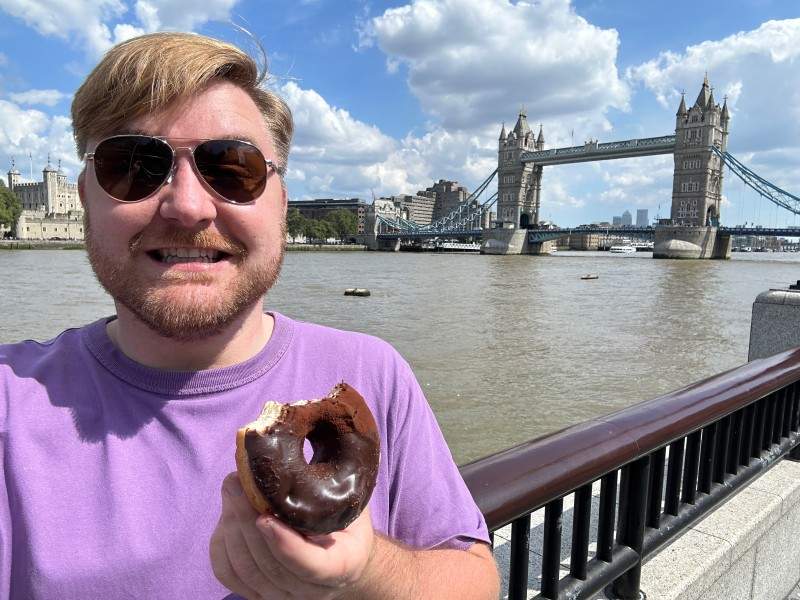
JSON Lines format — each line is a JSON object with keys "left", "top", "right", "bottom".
{"left": 621, "top": 210, "right": 632, "bottom": 226}
{"left": 636, "top": 209, "right": 649, "bottom": 227}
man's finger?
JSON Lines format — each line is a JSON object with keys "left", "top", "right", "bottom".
{"left": 210, "top": 525, "right": 264, "bottom": 600}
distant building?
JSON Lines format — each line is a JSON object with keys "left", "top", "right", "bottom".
{"left": 419, "top": 179, "right": 470, "bottom": 221}
{"left": 612, "top": 216, "right": 623, "bottom": 226}
{"left": 636, "top": 208, "right": 649, "bottom": 227}
{"left": 7, "top": 158, "right": 84, "bottom": 240}
{"left": 288, "top": 198, "right": 368, "bottom": 234}
{"left": 621, "top": 210, "right": 633, "bottom": 226}
{"left": 385, "top": 194, "right": 435, "bottom": 226}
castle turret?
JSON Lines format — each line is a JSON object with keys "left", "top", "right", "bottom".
{"left": 7, "top": 158, "right": 21, "bottom": 191}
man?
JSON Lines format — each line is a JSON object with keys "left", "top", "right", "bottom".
{"left": 0, "top": 32, "right": 499, "bottom": 599}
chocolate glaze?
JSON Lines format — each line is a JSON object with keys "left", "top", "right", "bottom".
{"left": 244, "top": 384, "right": 380, "bottom": 535}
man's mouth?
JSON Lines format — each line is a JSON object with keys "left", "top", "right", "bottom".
{"left": 147, "top": 247, "right": 231, "bottom": 264}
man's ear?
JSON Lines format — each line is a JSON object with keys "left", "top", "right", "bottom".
{"left": 77, "top": 169, "right": 87, "bottom": 208}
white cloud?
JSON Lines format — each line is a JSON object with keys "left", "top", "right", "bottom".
{"left": 0, "top": 100, "right": 80, "bottom": 182}
{"left": 0, "top": 0, "right": 240, "bottom": 56}
{"left": 8, "top": 89, "right": 69, "bottom": 107}
{"left": 362, "top": 0, "right": 629, "bottom": 132}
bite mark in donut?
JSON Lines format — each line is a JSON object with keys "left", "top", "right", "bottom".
{"left": 235, "top": 383, "right": 380, "bottom": 535}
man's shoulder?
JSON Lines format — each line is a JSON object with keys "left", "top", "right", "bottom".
{"left": 0, "top": 323, "right": 93, "bottom": 378}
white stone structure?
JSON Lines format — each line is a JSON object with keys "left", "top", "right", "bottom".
{"left": 6, "top": 159, "right": 84, "bottom": 240}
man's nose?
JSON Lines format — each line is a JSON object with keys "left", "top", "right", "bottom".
{"left": 158, "top": 156, "right": 218, "bottom": 227}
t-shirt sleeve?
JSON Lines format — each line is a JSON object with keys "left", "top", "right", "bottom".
{"left": 384, "top": 358, "right": 489, "bottom": 550}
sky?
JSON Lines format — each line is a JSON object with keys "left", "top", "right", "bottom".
{"left": 0, "top": 0, "right": 799, "bottom": 227}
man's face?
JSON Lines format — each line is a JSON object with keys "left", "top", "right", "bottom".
{"left": 80, "top": 81, "right": 287, "bottom": 341}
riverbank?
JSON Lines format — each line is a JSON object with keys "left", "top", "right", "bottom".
{"left": 0, "top": 241, "right": 368, "bottom": 251}
{"left": 0, "top": 240, "right": 85, "bottom": 250}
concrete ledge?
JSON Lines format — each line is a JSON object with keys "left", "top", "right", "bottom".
{"left": 491, "top": 459, "right": 800, "bottom": 599}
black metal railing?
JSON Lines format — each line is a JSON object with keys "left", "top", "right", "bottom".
{"left": 461, "top": 348, "right": 800, "bottom": 600}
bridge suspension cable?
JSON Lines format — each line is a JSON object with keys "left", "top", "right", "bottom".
{"left": 376, "top": 169, "right": 498, "bottom": 235}
{"left": 711, "top": 146, "right": 800, "bottom": 216}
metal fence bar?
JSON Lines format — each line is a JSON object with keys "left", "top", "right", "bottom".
{"left": 541, "top": 499, "right": 564, "bottom": 599}
{"left": 753, "top": 399, "right": 767, "bottom": 457}
{"left": 741, "top": 404, "right": 756, "bottom": 465}
{"left": 776, "top": 390, "right": 787, "bottom": 441}
{"left": 714, "top": 416, "right": 731, "bottom": 483}
{"left": 664, "top": 438, "right": 684, "bottom": 516}
{"left": 509, "top": 515, "right": 531, "bottom": 600}
{"left": 597, "top": 472, "right": 617, "bottom": 563}
{"left": 728, "top": 410, "right": 744, "bottom": 475}
{"left": 763, "top": 394, "right": 776, "bottom": 451}
{"left": 682, "top": 431, "right": 702, "bottom": 504}
{"left": 698, "top": 423, "right": 717, "bottom": 494}
{"left": 611, "top": 457, "right": 650, "bottom": 599}
{"left": 570, "top": 485, "right": 592, "bottom": 581}
{"left": 647, "top": 448, "right": 666, "bottom": 528}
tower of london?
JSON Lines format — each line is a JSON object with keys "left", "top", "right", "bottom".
{"left": 6, "top": 157, "right": 84, "bottom": 240}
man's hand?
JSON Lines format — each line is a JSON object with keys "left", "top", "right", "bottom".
{"left": 210, "top": 473, "right": 375, "bottom": 600}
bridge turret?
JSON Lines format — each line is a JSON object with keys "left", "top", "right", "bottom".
{"left": 670, "top": 76, "right": 727, "bottom": 227}
{"left": 694, "top": 73, "right": 711, "bottom": 108}
{"left": 499, "top": 122, "right": 507, "bottom": 143}
{"left": 536, "top": 124, "right": 544, "bottom": 151}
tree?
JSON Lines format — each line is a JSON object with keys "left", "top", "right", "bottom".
{"left": 286, "top": 208, "right": 306, "bottom": 242}
{"left": 324, "top": 209, "right": 358, "bottom": 241}
{"left": 0, "top": 181, "right": 22, "bottom": 238}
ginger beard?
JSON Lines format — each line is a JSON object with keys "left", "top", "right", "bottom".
{"left": 84, "top": 210, "right": 285, "bottom": 341}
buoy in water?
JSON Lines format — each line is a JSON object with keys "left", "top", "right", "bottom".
{"left": 344, "top": 288, "right": 371, "bottom": 297}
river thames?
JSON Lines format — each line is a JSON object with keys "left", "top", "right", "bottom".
{"left": 2, "top": 249, "right": 799, "bottom": 463}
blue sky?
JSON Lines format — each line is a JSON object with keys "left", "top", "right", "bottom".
{"left": 1, "top": 0, "right": 799, "bottom": 226}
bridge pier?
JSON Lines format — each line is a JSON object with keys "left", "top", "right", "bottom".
{"left": 480, "top": 227, "right": 527, "bottom": 254}
{"left": 653, "top": 225, "right": 731, "bottom": 259}
{"left": 374, "top": 237, "right": 400, "bottom": 252}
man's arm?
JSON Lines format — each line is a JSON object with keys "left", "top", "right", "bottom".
{"left": 210, "top": 474, "right": 499, "bottom": 600}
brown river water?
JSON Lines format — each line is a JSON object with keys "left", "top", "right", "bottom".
{"left": 2, "top": 248, "right": 799, "bottom": 463}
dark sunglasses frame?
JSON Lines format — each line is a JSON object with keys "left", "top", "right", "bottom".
{"left": 84, "top": 134, "right": 283, "bottom": 205}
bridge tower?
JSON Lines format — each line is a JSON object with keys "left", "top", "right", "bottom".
{"left": 670, "top": 76, "right": 729, "bottom": 226}
{"left": 497, "top": 111, "right": 543, "bottom": 228}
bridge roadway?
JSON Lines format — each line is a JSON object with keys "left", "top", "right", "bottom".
{"left": 377, "top": 225, "right": 800, "bottom": 244}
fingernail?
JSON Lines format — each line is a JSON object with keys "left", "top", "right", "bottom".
{"left": 257, "top": 516, "right": 275, "bottom": 538}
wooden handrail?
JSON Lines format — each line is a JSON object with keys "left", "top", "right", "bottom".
{"left": 460, "top": 346, "right": 800, "bottom": 530}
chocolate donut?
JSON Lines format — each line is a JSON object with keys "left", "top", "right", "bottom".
{"left": 235, "top": 383, "right": 380, "bottom": 535}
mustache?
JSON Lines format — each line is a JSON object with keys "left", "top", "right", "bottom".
{"left": 129, "top": 227, "right": 247, "bottom": 257}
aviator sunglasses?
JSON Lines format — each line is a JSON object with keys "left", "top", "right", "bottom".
{"left": 84, "top": 134, "right": 283, "bottom": 204}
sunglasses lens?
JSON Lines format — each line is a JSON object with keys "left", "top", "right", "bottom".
{"left": 93, "top": 136, "right": 173, "bottom": 202}
{"left": 194, "top": 140, "right": 267, "bottom": 204}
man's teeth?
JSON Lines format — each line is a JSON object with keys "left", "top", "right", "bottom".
{"left": 157, "top": 248, "right": 221, "bottom": 263}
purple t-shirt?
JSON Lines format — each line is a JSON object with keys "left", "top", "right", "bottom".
{"left": 0, "top": 312, "right": 488, "bottom": 599}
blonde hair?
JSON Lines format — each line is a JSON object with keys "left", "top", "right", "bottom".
{"left": 71, "top": 32, "right": 293, "bottom": 173}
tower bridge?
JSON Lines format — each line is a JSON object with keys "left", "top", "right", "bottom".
{"left": 375, "top": 76, "right": 800, "bottom": 258}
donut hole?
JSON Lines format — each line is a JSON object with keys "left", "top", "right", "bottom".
{"left": 306, "top": 420, "right": 341, "bottom": 465}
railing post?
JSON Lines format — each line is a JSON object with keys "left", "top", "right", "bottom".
{"left": 509, "top": 515, "right": 531, "bottom": 600}
{"left": 611, "top": 456, "right": 650, "bottom": 600}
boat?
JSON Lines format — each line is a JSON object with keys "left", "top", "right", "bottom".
{"left": 580, "top": 274, "right": 599, "bottom": 280}
{"left": 609, "top": 245, "right": 637, "bottom": 254}
{"left": 344, "top": 288, "right": 371, "bottom": 297}
{"left": 434, "top": 241, "right": 481, "bottom": 253}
